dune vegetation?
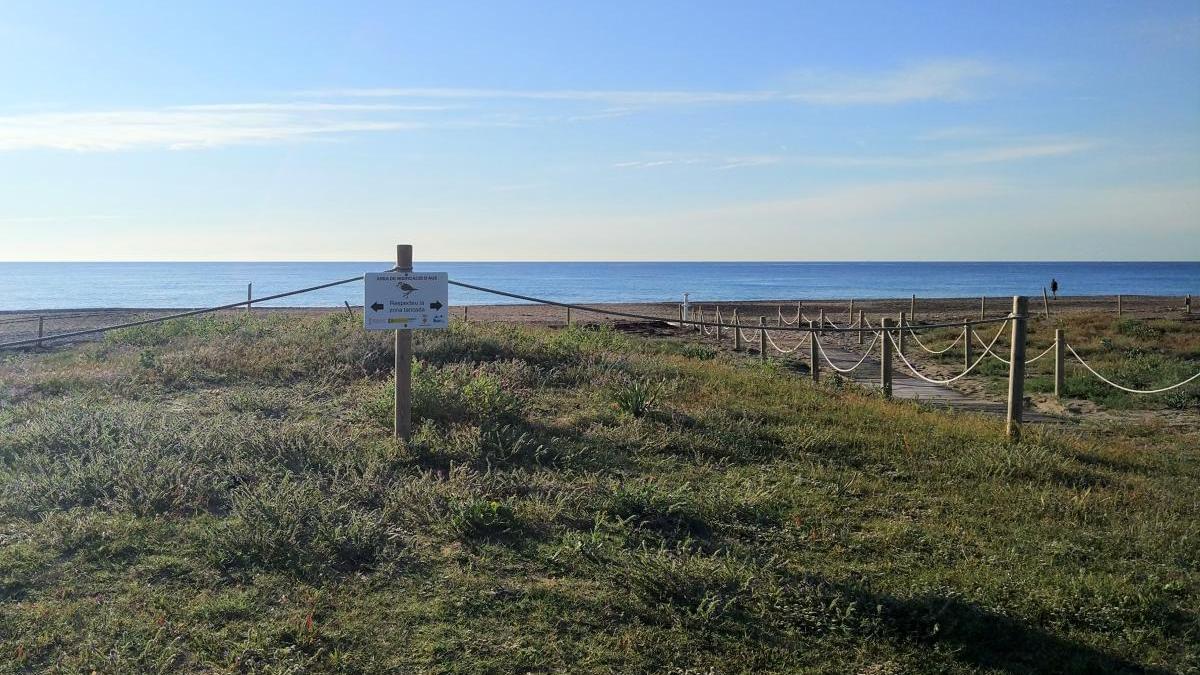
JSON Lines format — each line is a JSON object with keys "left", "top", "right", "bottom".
{"left": 0, "top": 313, "right": 1196, "bottom": 673}
{"left": 901, "top": 313, "right": 1200, "bottom": 411}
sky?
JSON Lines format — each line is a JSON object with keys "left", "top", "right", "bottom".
{"left": 0, "top": 1, "right": 1198, "bottom": 261}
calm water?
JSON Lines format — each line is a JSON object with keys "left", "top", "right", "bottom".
{"left": 0, "top": 262, "right": 1196, "bottom": 311}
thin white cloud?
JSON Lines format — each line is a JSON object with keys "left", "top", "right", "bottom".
{"left": 917, "top": 125, "right": 1001, "bottom": 141}
{"left": 613, "top": 157, "right": 706, "bottom": 169}
{"left": 806, "top": 140, "right": 1095, "bottom": 166}
{"left": 614, "top": 155, "right": 784, "bottom": 170}
{"left": 0, "top": 60, "right": 1013, "bottom": 152}
{"left": 673, "top": 179, "right": 1002, "bottom": 224}
{"left": 297, "top": 87, "right": 779, "bottom": 105}
{"left": 302, "top": 60, "right": 1004, "bottom": 107}
{"left": 781, "top": 60, "right": 999, "bottom": 105}
{"left": 715, "top": 156, "right": 786, "bottom": 170}
{"left": 613, "top": 140, "right": 1094, "bottom": 171}
{"left": 942, "top": 141, "right": 1096, "bottom": 164}
{"left": 0, "top": 107, "right": 432, "bottom": 151}
{"left": 172, "top": 102, "right": 456, "bottom": 112}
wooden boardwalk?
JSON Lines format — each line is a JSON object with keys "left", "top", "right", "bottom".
{"left": 804, "top": 337, "right": 1060, "bottom": 423}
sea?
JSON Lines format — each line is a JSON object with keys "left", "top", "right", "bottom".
{"left": 0, "top": 262, "right": 1196, "bottom": 311}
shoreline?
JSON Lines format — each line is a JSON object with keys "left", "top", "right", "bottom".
{"left": 0, "top": 293, "right": 1192, "bottom": 315}
{"left": 2, "top": 295, "right": 1193, "bottom": 347}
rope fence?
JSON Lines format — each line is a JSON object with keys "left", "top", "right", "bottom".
{"left": 905, "top": 325, "right": 965, "bottom": 355}
{"left": 0, "top": 276, "right": 361, "bottom": 350}
{"left": 888, "top": 323, "right": 1007, "bottom": 385}
{"left": 1065, "top": 344, "right": 1200, "bottom": 394}
{"left": 814, "top": 332, "right": 880, "bottom": 374}
{"left": 764, "top": 327, "right": 809, "bottom": 354}
{"left": 3, "top": 276, "right": 1197, "bottom": 430}
{"left": 967, "top": 328, "right": 1057, "bottom": 366}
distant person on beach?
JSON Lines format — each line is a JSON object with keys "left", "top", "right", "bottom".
{"left": 1050, "top": 278, "right": 1059, "bottom": 299}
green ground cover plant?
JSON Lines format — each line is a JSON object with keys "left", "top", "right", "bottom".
{"left": 0, "top": 313, "right": 1195, "bottom": 672}
{"left": 901, "top": 313, "right": 1200, "bottom": 410}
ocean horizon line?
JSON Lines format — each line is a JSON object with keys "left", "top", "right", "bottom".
{"left": 1, "top": 259, "right": 1195, "bottom": 265}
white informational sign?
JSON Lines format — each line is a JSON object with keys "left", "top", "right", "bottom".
{"left": 363, "top": 272, "right": 449, "bottom": 331}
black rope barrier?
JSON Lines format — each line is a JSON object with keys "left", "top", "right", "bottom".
{"left": 0, "top": 274, "right": 1015, "bottom": 350}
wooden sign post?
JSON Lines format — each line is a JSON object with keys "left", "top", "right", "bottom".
{"left": 758, "top": 316, "right": 766, "bottom": 361}
{"left": 733, "top": 309, "right": 742, "bottom": 351}
{"left": 1006, "top": 296, "right": 1028, "bottom": 441}
{"left": 963, "top": 324, "right": 972, "bottom": 372}
{"left": 395, "top": 245, "right": 413, "bottom": 440}
{"left": 880, "top": 318, "right": 893, "bottom": 399}
{"left": 808, "top": 320, "right": 819, "bottom": 383}
{"left": 1053, "top": 328, "right": 1065, "bottom": 398}
{"left": 363, "top": 244, "right": 449, "bottom": 441}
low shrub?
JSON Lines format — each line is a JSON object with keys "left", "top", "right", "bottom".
{"left": 448, "top": 498, "right": 520, "bottom": 539}
{"left": 205, "top": 478, "right": 392, "bottom": 577}
{"left": 609, "top": 378, "right": 661, "bottom": 418}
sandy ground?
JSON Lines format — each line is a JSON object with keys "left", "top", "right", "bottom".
{"left": 1, "top": 295, "right": 1193, "bottom": 347}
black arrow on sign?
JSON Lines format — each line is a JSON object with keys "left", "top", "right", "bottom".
{"left": 429, "top": 301, "right": 443, "bottom": 310}
{"left": 370, "top": 302, "right": 384, "bottom": 311}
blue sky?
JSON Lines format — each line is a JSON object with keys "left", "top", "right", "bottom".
{"left": 1, "top": 1, "right": 1197, "bottom": 261}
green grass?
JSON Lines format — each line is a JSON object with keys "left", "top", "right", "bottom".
{"left": 1, "top": 313, "right": 1197, "bottom": 672}
{"left": 907, "top": 313, "right": 1200, "bottom": 410}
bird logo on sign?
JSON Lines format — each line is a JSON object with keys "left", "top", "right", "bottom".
{"left": 396, "top": 282, "right": 419, "bottom": 297}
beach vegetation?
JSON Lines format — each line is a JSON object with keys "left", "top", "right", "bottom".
{"left": 0, "top": 315, "right": 1195, "bottom": 672}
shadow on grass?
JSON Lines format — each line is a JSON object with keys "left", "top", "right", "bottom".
{"left": 860, "top": 584, "right": 1169, "bottom": 674}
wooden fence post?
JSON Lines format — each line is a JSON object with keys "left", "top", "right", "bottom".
{"left": 818, "top": 308, "right": 825, "bottom": 329}
{"left": 1185, "top": 295, "right": 1191, "bottom": 315}
{"left": 344, "top": 300, "right": 354, "bottom": 316}
{"left": 857, "top": 309, "right": 865, "bottom": 345}
{"left": 963, "top": 324, "right": 972, "bottom": 372}
{"left": 848, "top": 299, "right": 855, "bottom": 323}
{"left": 1117, "top": 294, "right": 1123, "bottom": 317}
{"left": 1006, "top": 296, "right": 1028, "bottom": 441}
{"left": 733, "top": 310, "right": 742, "bottom": 351}
{"left": 980, "top": 296, "right": 986, "bottom": 321}
{"left": 910, "top": 294, "right": 916, "bottom": 320}
{"left": 714, "top": 307, "right": 722, "bottom": 343}
{"left": 463, "top": 305, "right": 469, "bottom": 323}
{"left": 1042, "top": 287, "right": 1051, "bottom": 318}
{"left": 37, "top": 316, "right": 44, "bottom": 348}
{"left": 898, "top": 311, "right": 906, "bottom": 354}
{"left": 1054, "top": 328, "right": 1065, "bottom": 398}
{"left": 758, "top": 316, "right": 766, "bottom": 361}
{"left": 777, "top": 306, "right": 783, "bottom": 327}
{"left": 566, "top": 306, "right": 572, "bottom": 325}
{"left": 880, "top": 318, "right": 893, "bottom": 399}
{"left": 246, "top": 283, "right": 252, "bottom": 314}
{"left": 809, "top": 320, "right": 819, "bottom": 383}
{"left": 395, "top": 244, "right": 414, "bottom": 441}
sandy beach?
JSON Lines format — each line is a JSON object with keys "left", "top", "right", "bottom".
{"left": 1, "top": 294, "right": 1193, "bottom": 349}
